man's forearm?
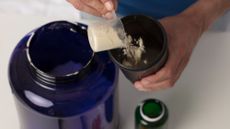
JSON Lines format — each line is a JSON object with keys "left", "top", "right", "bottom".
{"left": 181, "top": 0, "right": 230, "bottom": 33}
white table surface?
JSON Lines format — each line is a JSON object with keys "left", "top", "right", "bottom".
{"left": 1, "top": 12, "right": 230, "bottom": 129}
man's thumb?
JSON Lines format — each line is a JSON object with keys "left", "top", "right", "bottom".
{"left": 101, "top": 0, "right": 114, "bottom": 11}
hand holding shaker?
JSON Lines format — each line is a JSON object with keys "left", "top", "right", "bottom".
{"left": 88, "top": 15, "right": 168, "bottom": 82}
{"left": 8, "top": 21, "right": 119, "bottom": 129}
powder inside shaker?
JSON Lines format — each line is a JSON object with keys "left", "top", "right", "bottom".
{"left": 109, "top": 15, "right": 164, "bottom": 69}
{"left": 121, "top": 35, "right": 147, "bottom": 67}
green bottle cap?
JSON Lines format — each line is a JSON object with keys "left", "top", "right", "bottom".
{"left": 135, "top": 99, "right": 168, "bottom": 129}
{"left": 142, "top": 100, "right": 162, "bottom": 118}
{"left": 140, "top": 99, "right": 165, "bottom": 123}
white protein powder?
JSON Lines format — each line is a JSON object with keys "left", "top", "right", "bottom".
{"left": 87, "top": 23, "right": 146, "bottom": 67}
{"left": 122, "top": 36, "right": 146, "bottom": 66}
{"left": 87, "top": 24, "right": 124, "bottom": 52}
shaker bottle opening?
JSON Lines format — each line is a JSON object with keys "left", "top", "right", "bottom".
{"left": 110, "top": 15, "right": 167, "bottom": 70}
{"left": 109, "top": 15, "right": 168, "bottom": 82}
{"left": 26, "top": 21, "right": 94, "bottom": 78}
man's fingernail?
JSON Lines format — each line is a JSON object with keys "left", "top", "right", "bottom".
{"left": 103, "top": 12, "right": 114, "bottom": 19}
{"left": 141, "top": 79, "right": 151, "bottom": 85}
{"left": 104, "top": 1, "right": 114, "bottom": 11}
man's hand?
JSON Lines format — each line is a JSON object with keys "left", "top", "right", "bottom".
{"left": 67, "top": 0, "right": 230, "bottom": 91}
{"left": 134, "top": 14, "right": 203, "bottom": 91}
{"left": 67, "top": 0, "right": 117, "bottom": 19}
{"left": 134, "top": 0, "right": 230, "bottom": 91}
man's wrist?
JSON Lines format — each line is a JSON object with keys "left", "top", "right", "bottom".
{"left": 180, "top": 0, "right": 230, "bottom": 32}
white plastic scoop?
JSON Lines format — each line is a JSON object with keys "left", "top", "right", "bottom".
{"left": 87, "top": 12, "right": 126, "bottom": 52}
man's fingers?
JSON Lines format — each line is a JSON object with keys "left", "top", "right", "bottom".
{"left": 139, "top": 57, "right": 185, "bottom": 89}
{"left": 100, "top": 0, "right": 114, "bottom": 11}
{"left": 143, "top": 54, "right": 189, "bottom": 91}
{"left": 112, "top": 0, "right": 118, "bottom": 10}
{"left": 141, "top": 44, "right": 186, "bottom": 85}
{"left": 68, "top": 0, "right": 116, "bottom": 18}
{"left": 134, "top": 81, "right": 151, "bottom": 92}
{"left": 140, "top": 58, "right": 177, "bottom": 84}
{"left": 141, "top": 68, "right": 170, "bottom": 85}
{"left": 147, "top": 58, "right": 188, "bottom": 91}
{"left": 140, "top": 50, "right": 174, "bottom": 84}
{"left": 134, "top": 80, "right": 171, "bottom": 92}
{"left": 104, "top": 0, "right": 114, "bottom": 11}
{"left": 146, "top": 80, "right": 174, "bottom": 91}
{"left": 69, "top": 0, "right": 102, "bottom": 16}
{"left": 82, "top": 0, "right": 108, "bottom": 15}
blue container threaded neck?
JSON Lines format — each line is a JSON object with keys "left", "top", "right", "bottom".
{"left": 25, "top": 21, "right": 94, "bottom": 84}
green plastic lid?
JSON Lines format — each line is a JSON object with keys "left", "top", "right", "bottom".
{"left": 142, "top": 99, "right": 163, "bottom": 118}
{"left": 136, "top": 99, "right": 168, "bottom": 128}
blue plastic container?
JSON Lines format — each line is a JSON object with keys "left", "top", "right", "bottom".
{"left": 8, "top": 21, "right": 119, "bottom": 129}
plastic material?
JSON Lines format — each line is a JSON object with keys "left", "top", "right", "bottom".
{"left": 135, "top": 99, "right": 168, "bottom": 129}
{"left": 109, "top": 15, "right": 168, "bottom": 82}
{"left": 87, "top": 17, "right": 126, "bottom": 52}
{"left": 8, "top": 21, "right": 119, "bottom": 129}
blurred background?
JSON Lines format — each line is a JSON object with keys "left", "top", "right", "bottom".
{"left": 0, "top": 0, "right": 80, "bottom": 19}
{"left": 1, "top": 0, "right": 230, "bottom": 30}
{"left": 0, "top": 0, "right": 107, "bottom": 22}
